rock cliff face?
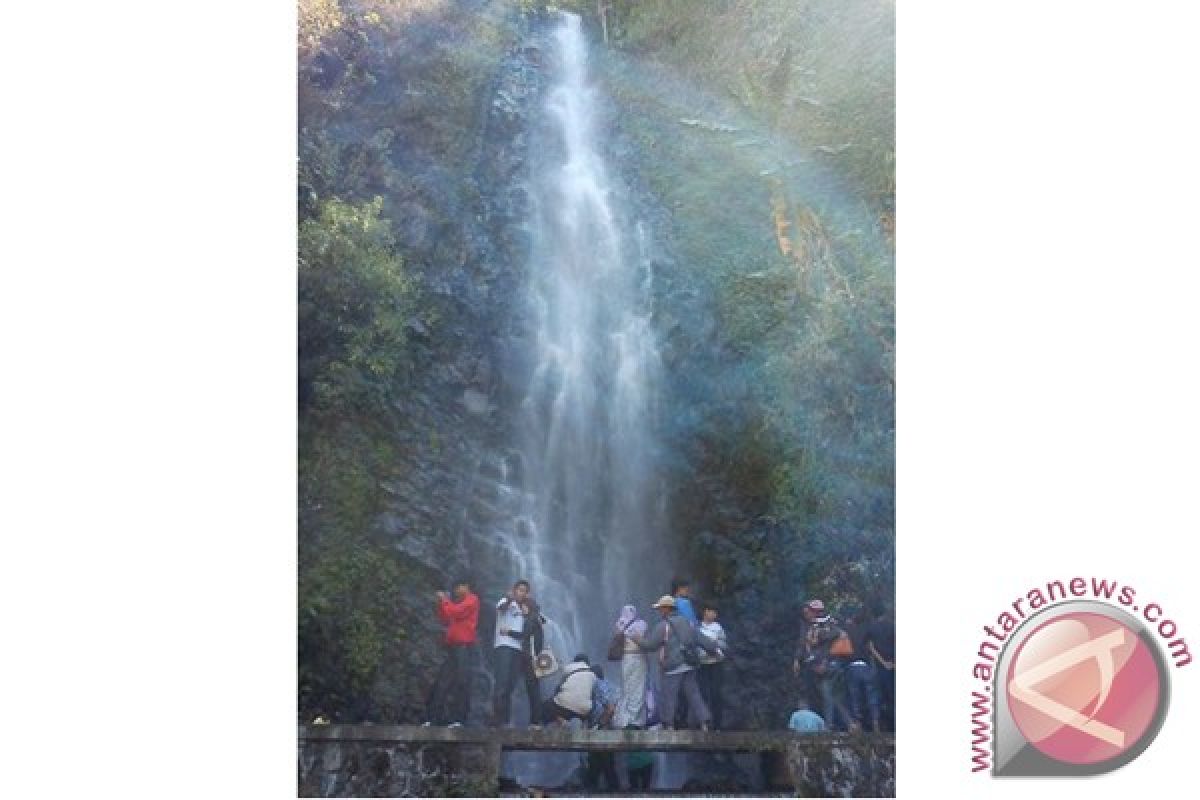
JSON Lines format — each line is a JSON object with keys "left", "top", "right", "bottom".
{"left": 300, "top": 0, "right": 554, "bottom": 723}
{"left": 299, "top": 0, "right": 894, "bottom": 730}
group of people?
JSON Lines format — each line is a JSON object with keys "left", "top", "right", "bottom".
{"left": 608, "top": 578, "right": 729, "bottom": 733}
{"left": 422, "top": 577, "right": 894, "bottom": 747}
{"left": 422, "top": 577, "right": 727, "bottom": 734}
{"left": 789, "top": 598, "right": 895, "bottom": 733}
{"left": 422, "top": 576, "right": 727, "bottom": 792}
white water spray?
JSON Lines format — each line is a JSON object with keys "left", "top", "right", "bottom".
{"left": 498, "top": 9, "right": 666, "bottom": 682}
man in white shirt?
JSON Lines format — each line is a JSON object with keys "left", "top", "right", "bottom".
{"left": 491, "top": 579, "right": 543, "bottom": 727}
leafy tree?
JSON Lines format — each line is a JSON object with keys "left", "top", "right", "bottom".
{"left": 298, "top": 196, "right": 416, "bottom": 413}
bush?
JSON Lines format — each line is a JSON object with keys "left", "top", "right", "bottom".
{"left": 298, "top": 196, "right": 418, "bottom": 414}
{"left": 298, "top": 520, "right": 416, "bottom": 718}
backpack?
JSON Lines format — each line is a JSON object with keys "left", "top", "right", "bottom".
{"left": 829, "top": 631, "right": 854, "bottom": 658}
{"left": 553, "top": 664, "right": 591, "bottom": 697}
{"left": 667, "top": 615, "right": 703, "bottom": 667}
{"left": 607, "top": 619, "right": 635, "bottom": 661}
{"left": 804, "top": 619, "right": 842, "bottom": 673}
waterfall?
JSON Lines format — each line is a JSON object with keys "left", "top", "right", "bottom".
{"left": 487, "top": 12, "right": 667, "bottom": 786}
{"left": 496, "top": 9, "right": 665, "bottom": 689}
{"left": 521, "top": 11, "right": 664, "bottom": 665}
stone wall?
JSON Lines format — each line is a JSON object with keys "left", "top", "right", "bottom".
{"left": 784, "top": 736, "right": 894, "bottom": 797}
{"left": 298, "top": 726, "right": 895, "bottom": 797}
{"left": 299, "top": 738, "right": 502, "bottom": 797}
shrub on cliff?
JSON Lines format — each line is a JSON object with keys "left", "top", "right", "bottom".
{"left": 299, "top": 196, "right": 417, "bottom": 414}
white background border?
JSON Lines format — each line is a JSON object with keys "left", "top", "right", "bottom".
{"left": 2, "top": 1, "right": 1198, "bottom": 797}
{"left": 901, "top": 1, "right": 1200, "bottom": 796}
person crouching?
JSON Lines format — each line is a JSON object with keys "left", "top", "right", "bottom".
{"left": 542, "top": 654, "right": 596, "bottom": 726}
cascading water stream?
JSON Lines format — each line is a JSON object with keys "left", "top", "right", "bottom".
{"left": 492, "top": 10, "right": 668, "bottom": 787}
{"left": 505, "top": 9, "right": 664, "bottom": 678}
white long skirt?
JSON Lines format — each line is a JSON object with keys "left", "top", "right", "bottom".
{"left": 614, "top": 650, "right": 648, "bottom": 729}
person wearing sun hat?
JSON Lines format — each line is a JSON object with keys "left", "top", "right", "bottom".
{"left": 630, "top": 594, "right": 721, "bottom": 730}
{"left": 792, "top": 598, "right": 845, "bottom": 729}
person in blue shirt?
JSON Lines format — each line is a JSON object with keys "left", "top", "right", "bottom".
{"left": 589, "top": 665, "right": 620, "bottom": 729}
{"left": 671, "top": 577, "right": 698, "bottom": 625}
{"left": 583, "top": 666, "right": 621, "bottom": 791}
{"left": 788, "top": 697, "right": 827, "bottom": 733}
{"left": 668, "top": 578, "right": 698, "bottom": 728}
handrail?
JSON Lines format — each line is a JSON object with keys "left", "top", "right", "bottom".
{"left": 299, "top": 725, "right": 894, "bottom": 753}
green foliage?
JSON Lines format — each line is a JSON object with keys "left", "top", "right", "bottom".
{"left": 299, "top": 196, "right": 419, "bottom": 414}
{"left": 299, "top": 0, "right": 347, "bottom": 57}
{"left": 300, "top": 416, "right": 397, "bottom": 531}
{"left": 613, "top": 0, "right": 895, "bottom": 203}
{"left": 299, "top": 526, "right": 406, "bottom": 694}
{"left": 297, "top": 1, "right": 382, "bottom": 128}
{"left": 299, "top": 127, "right": 402, "bottom": 207}
{"left": 299, "top": 419, "right": 418, "bottom": 705}
{"left": 296, "top": 419, "right": 407, "bottom": 704}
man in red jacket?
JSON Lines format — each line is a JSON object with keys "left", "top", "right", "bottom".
{"left": 423, "top": 577, "right": 480, "bottom": 727}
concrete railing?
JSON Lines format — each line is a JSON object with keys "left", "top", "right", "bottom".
{"left": 298, "top": 725, "right": 896, "bottom": 796}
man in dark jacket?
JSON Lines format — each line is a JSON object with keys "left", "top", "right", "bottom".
{"left": 792, "top": 598, "right": 844, "bottom": 730}
{"left": 633, "top": 595, "right": 721, "bottom": 730}
{"left": 842, "top": 607, "right": 881, "bottom": 731}
{"left": 864, "top": 606, "right": 895, "bottom": 731}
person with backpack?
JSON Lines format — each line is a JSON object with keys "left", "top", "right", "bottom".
{"left": 668, "top": 578, "right": 697, "bottom": 726}
{"left": 631, "top": 595, "right": 721, "bottom": 730}
{"left": 609, "top": 604, "right": 649, "bottom": 729}
{"left": 422, "top": 577, "right": 480, "bottom": 727}
{"left": 696, "top": 603, "right": 729, "bottom": 730}
{"left": 671, "top": 578, "right": 698, "bottom": 625}
{"left": 491, "top": 579, "right": 545, "bottom": 728}
{"left": 543, "top": 654, "right": 597, "bottom": 725}
{"left": 792, "top": 598, "right": 845, "bottom": 730}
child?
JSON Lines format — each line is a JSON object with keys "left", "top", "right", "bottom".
{"left": 697, "top": 603, "right": 728, "bottom": 729}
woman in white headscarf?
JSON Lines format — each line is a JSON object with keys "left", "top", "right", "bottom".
{"left": 612, "top": 604, "right": 649, "bottom": 729}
